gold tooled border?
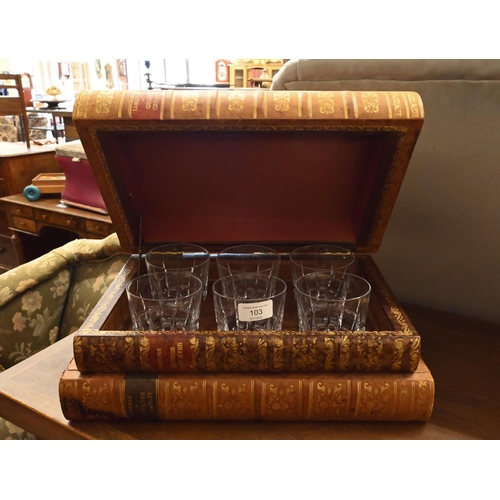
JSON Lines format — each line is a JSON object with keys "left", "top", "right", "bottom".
{"left": 358, "top": 257, "right": 421, "bottom": 373}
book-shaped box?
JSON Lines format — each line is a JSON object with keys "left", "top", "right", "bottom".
{"left": 59, "top": 89, "right": 434, "bottom": 422}
{"left": 59, "top": 256, "right": 434, "bottom": 422}
{"left": 72, "top": 254, "right": 421, "bottom": 375}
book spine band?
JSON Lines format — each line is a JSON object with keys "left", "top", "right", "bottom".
{"left": 59, "top": 370, "right": 434, "bottom": 422}
{"left": 73, "top": 331, "right": 421, "bottom": 374}
{"left": 73, "top": 90, "right": 424, "bottom": 123}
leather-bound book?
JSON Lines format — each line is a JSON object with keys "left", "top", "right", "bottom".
{"left": 73, "top": 329, "right": 421, "bottom": 375}
{"left": 59, "top": 358, "right": 434, "bottom": 422}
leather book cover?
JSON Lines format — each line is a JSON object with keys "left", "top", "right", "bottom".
{"left": 73, "top": 329, "right": 420, "bottom": 375}
{"left": 72, "top": 89, "right": 424, "bottom": 255}
{"left": 59, "top": 358, "right": 434, "bottom": 422}
{"left": 73, "top": 89, "right": 424, "bottom": 123}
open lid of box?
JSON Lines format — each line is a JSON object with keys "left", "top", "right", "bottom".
{"left": 73, "top": 89, "right": 423, "bottom": 254}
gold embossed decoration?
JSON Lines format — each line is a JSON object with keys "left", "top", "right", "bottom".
{"left": 74, "top": 90, "right": 91, "bottom": 119}
{"left": 318, "top": 91, "right": 335, "bottom": 114}
{"left": 139, "top": 337, "right": 151, "bottom": 371}
{"left": 73, "top": 336, "right": 83, "bottom": 368}
{"left": 74, "top": 329, "right": 422, "bottom": 374}
{"left": 273, "top": 92, "right": 291, "bottom": 112}
{"left": 181, "top": 92, "right": 199, "bottom": 112}
{"left": 206, "top": 336, "right": 216, "bottom": 371}
{"left": 407, "top": 92, "right": 420, "bottom": 118}
{"left": 265, "top": 381, "right": 299, "bottom": 418}
{"left": 218, "top": 383, "right": 249, "bottom": 418}
{"left": 361, "top": 91, "right": 380, "bottom": 114}
{"left": 170, "top": 381, "right": 201, "bottom": 418}
{"left": 324, "top": 338, "right": 334, "bottom": 371}
{"left": 228, "top": 92, "right": 246, "bottom": 111}
{"left": 357, "top": 381, "right": 391, "bottom": 418}
{"left": 258, "top": 338, "right": 268, "bottom": 370}
{"left": 314, "top": 381, "right": 347, "bottom": 418}
{"left": 95, "top": 91, "right": 114, "bottom": 114}
{"left": 189, "top": 337, "right": 200, "bottom": 369}
{"left": 392, "top": 338, "right": 404, "bottom": 372}
{"left": 391, "top": 92, "right": 403, "bottom": 118}
{"left": 274, "top": 337, "right": 284, "bottom": 370}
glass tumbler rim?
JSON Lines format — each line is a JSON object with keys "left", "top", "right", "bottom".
{"left": 212, "top": 273, "right": 287, "bottom": 301}
{"left": 145, "top": 243, "right": 210, "bottom": 275}
{"left": 218, "top": 243, "right": 280, "bottom": 253}
{"left": 147, "top": 242, "right": 209, "bottom": 252}
{"left": 294, "top": 271, "right": 371, "bottom": 302}
{"left": 216, "top": 244, "right": 281, "bottom": 278}
{"left": 126, "top": 271, "right": 204, "bottom": 300}
{"left": 290, "top": 243, "right": 355, "bottom": 263}
{"left": 216, "top": 243, "right": 281, "bottom": 262}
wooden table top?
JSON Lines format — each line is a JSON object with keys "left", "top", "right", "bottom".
{"left": 0, "top": 302, "right": 499, "bottom": 440}
{"left": 27, "top": 107, "right": 73, "bottom": 117}
{"left": 0, "top": 142, "right": 56, "bottom": 158}
{"left": 0, "top": 193, "right": 112, "bottom": 224}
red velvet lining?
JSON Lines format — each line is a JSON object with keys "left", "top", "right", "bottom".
{"left": 101, "top": 130, "right": 383, "bottom": 246}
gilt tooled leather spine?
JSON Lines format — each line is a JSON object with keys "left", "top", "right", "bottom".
{"left": 59, "top": 358, "right": 434, "bottom": 422}
{"left": 73, "top": 330, "right": 420, "bottom": 375}
{"left": 73, "top": 89, "right": 424, "bottom": 123}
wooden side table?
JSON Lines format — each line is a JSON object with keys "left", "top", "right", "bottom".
{"left": 53, "top": 109, "right": 78, "bottom": 141}
{"left": 0, "top": 193, "right": 113, "bottom": 264}
{"left": 27, "top": 107, "right": 78, "bottom": 142}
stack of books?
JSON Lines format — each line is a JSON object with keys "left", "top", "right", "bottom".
{"left": 59, "top": 328, "right": 434, "bottom": 422}
{"left": 57, "top": 87, "right": 432, "bottom": 422}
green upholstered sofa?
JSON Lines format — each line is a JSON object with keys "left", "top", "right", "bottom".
{"left": 0, "top": 233, "right": 129, "bottom": 439}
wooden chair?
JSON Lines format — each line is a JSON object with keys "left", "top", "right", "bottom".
{"left": 0, "top": 74, "right": 30, "bottom": 148}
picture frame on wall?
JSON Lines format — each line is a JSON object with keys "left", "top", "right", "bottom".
{"left": 118, "top": 59, "right": 127, "bottom": 77}
{"left": 58, "top": 61, "right": 71, "bottom": 79}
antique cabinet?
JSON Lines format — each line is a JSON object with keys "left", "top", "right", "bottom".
{"left": 229, "top": 60, "right": 284, "bottom": 88}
